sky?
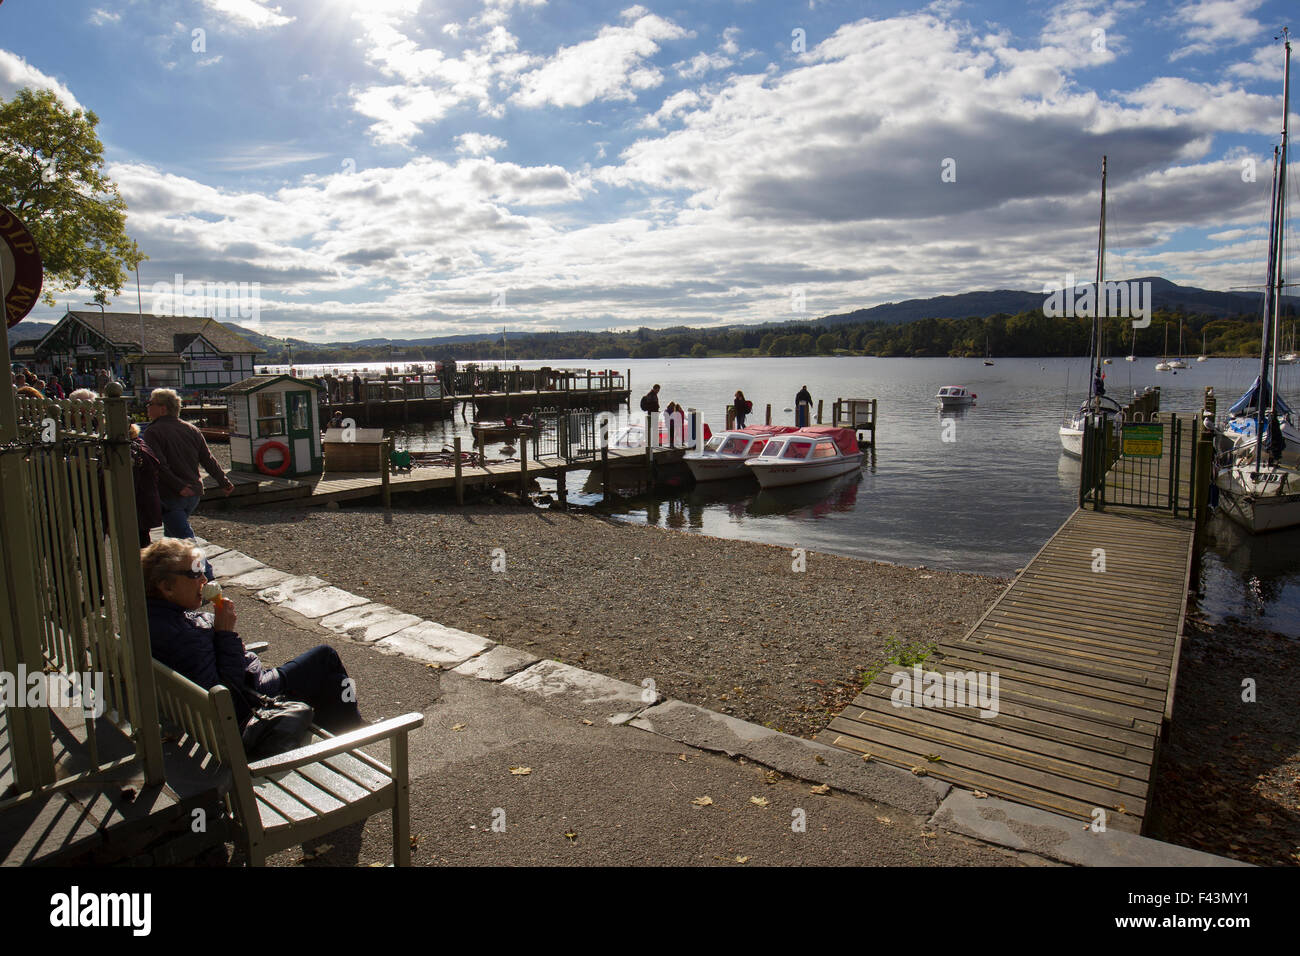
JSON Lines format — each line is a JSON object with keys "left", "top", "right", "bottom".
{"left": 1, "top": 0, "right": 1297, "bottom": 341}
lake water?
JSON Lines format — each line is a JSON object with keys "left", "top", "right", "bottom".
{"left": 283, "top": 355, "right": 1300, "bottom": 636}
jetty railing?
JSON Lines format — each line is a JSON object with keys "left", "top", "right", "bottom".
{"left": 1, "top": 386, "right": 164, "bottom": 804}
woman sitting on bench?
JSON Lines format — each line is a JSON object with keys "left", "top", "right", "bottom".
{"left": 142, "top": 538, "right": 366, "bottom": 736}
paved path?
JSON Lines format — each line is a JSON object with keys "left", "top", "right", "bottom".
{"left": 195, "top": 535, "right": 1238, "bottom": 867}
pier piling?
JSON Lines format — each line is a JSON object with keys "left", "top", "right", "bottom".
{"left": 454, "top": 437, "right": 464, "bottom": 505}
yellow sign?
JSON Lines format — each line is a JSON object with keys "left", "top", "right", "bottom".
{"left": 1123, "top": 423, "right": 1163, "bottom": 458}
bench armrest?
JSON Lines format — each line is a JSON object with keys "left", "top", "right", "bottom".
{"left": 246, "top": 713, "right": 424, "bottom": 775}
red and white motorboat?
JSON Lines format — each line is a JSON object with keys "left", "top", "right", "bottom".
{"left": 744, "top": 426, "right": 864, "bottom": 488}
{"left": 683, "top": 425, "right": 798, "bottom": 482}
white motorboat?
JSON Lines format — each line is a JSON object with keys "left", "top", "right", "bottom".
{"left": 936, "top": 386, "right": 975, "bottom": 408}
{"left": 745, "top": 426, "right": 864, "bottom": 488}
{"left": 1214, "top": 32, "right": 1300, "bottom": 534}
{"left": 683, "top": 425, "right": 797, "bottom": 482}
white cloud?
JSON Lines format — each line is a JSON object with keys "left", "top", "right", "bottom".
{"left": 512, "top": 10, "right": 689, "bottom": 108}
{"left": 0, "top": 50, "right": 82, "bottom": 110}
{"left": 197, "top": 0, "right": 294, "bottom": 30}
{"left": 456, "top": 132, "right": 508, "bottom": 154}
{"left": 1167, "top": 0, "right": 1265, "bottom": 61}
{"left": 89, "top": 9, "right": 121, "bottom": 26}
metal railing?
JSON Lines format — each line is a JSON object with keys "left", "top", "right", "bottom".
{"left": 0, "top": 387, "right": 163, "bottom": 804}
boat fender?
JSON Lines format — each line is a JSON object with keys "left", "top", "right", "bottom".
{"left": 703, "top": 424, "right": 712, "bottom": 441}
{"left": 255, "top": 440, "right": 292, "bottom": 477}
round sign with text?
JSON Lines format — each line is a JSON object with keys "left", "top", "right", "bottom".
{"left": 1, "top": 204, "right": 44, "bottom": 328}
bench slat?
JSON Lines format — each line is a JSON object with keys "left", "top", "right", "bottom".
{"left": 296, "top": 761, "right": 373, "bottom": 804}
{"left": 253, "top": 777, "right": 319, "bottom": 824}
{"left": 321, "top": 751, "right": 389, "bottom": 793}
{"left": 259, "top": 769, "right": 347, "bottom": 819}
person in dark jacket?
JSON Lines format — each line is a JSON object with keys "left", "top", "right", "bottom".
{"left": 129, "top": 423, "right": 163, "bottom": 547}
{"left": 352, "top": 373, "right": 362, "bottom": 402}
{"left": 734, "top": 389, "right": 750, "bottom": 428}
{"left": 142, "top": 538, "right": 365, "bottom": 733}
{"left": 142, "top": 388, "right": 234, "bottom": 549}
{"left": 795, "top": 385, "right": 813, "bottom": 427}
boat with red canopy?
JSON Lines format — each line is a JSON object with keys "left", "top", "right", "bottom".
{"left": 744, "top": 426, "right": 863, "bottom": 488}
{"left": 683, "top": 424, "right": 799, "bottom": 482}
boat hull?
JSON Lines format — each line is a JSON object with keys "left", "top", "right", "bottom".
{"left": 683, "top": 456, "right": 752, "bottom": 482}
{"left": 1215, "top": 468, "right": 1300, "bottom": 532}
{"left": 747, "top": 452, "right": 863, "bottom": 488}
{"left": 1058, "top": 423, "right": 1083, "bottom": 458}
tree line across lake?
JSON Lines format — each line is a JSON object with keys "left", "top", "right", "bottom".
{"left": 267, "top": 307, "right": 1296, "bottom": 365}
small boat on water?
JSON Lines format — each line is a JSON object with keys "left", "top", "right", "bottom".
{"left": 745, "top": 426, "right": 863, "bottom": 488}
{"left": 936, "top": 386, "right": 975, "bottom": 408}
{"left": 683, "top": 425, "right": 797, "bottom": 482}
{"left": 471, "top": 419, "right": 537, "bottom": 443}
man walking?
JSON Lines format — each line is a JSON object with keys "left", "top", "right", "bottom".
{"left": 142, "top": 389, "right": 235, "bottom": 570}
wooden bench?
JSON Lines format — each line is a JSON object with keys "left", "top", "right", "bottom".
{"left": 151, "top": 660, "right": 424, "bottom": 866}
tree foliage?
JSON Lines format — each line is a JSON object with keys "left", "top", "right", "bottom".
{"left": 0, "top": 87, "right": 144, "bottom": 304}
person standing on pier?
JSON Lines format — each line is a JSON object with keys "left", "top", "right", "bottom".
{"left": 795, "top": 385, "right": 813, "bottom": 427}
{"left": 352, "top": 372, "right": 362, "bottom": 402}
{"left": 734, "top": 389, "right": 750, "bottom": 428}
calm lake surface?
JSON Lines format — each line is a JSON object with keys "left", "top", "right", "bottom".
{"left": 284, "top": 355, "right": 1300, "bottom": 636}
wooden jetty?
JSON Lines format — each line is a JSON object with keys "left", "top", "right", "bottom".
{"left": 820, "top": 398, "right": 1210, "bottom": 834}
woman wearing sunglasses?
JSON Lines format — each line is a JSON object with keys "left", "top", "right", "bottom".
{"left": 142, "top": 538, "right": 365, "bottom": 736}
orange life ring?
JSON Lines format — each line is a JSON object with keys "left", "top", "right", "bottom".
{"left": 255, "top": 440, "right": 291, "bottom": 476}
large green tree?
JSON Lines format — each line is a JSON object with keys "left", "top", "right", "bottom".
{"left": 0, "top": 87, "right": 144, "bottom": 304}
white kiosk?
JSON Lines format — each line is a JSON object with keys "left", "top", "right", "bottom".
{"left": 220, "top": 374, "right": 323, "bottom": 477}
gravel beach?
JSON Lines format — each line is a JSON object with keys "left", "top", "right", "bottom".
{"left": 194, "top": 503, "right": 1008, "bottom": 740}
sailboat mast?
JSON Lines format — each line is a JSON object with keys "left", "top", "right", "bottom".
{"left": 1270, "top": 31, "right": 1290, "bottom": 426}
{"left": 1090, "top": 156, "right": 1107, "bottom": 399}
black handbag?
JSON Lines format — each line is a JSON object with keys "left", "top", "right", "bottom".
{"left": 239, "top": 689, "right": 315, "bottom": 760}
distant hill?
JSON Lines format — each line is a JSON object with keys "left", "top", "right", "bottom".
{"left": 6, "top": 320, "right": 54, "bottom": 345}
{"left": 817, "top": 278, "right": 1273, "bottom": 327}
{"left": 224, "top": 323, "right": 312, "bottom": 351}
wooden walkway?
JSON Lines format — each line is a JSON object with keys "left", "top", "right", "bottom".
{"left": 819, "top": 413, "right": 1200, "bottom": 833}
{"left": 205, "top": 447, "right": 686, "bottom": 507}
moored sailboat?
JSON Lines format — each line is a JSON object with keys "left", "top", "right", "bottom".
{"left": 1214, "top": 31, "right": 1300, "bottom": 533}
{"left": 1060, "top": 156, "right": 1123, "bottom": 457}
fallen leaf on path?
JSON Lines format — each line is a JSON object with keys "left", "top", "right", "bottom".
{"left": 565, "top": 831, "right": 577, "bottom": 841}
{"left": 750, "top": 796, "right": 771, "bottom": 808}
{"left": 580, "top": 719, "right": 593, "bottom": 726}
{"left": 911, "top": 766, "right": 928, "bottom": 776}
{"left": 451, "top": 723, "right": 466, "bottom": 731}
{"left": 509, "top": 767, "right": 532, "bottom": 775}
{"left": 691, "top": 796, "right": 714, "bottom": 807}
{"left": 735, "top": 855, "right": 750, "bottom": 864}
{"left": 876, "top": 816, "right": 891, "bottom": 825}
{"left": 811, "top": 784, "right": 831, "bottom": 795}
{"left": 973, "top": 790, "right": 989, "bottom": 799}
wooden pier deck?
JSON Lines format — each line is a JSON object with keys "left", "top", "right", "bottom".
{"left": 205, "top": 446, "right": 687, "bottom": 507}
{"left": 819, "top": 411, "right": 1200, "bottom": 833}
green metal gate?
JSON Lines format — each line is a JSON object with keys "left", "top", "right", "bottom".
{"left": 1080, "top": 413, "right": 1189, "bottom": 515}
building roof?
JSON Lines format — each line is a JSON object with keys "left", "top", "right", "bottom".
{"left": 220, "top": 374, "right": 321, "bottom": 394}
{"left": 42, "top": 311, "right": 264, "bottom": 356}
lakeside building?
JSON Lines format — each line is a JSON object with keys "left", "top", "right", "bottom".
{"left": 24, "top": 310, "right": 263, "bottom": 393}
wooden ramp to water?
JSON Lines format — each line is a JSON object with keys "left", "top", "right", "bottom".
{"left": 821, "top": 409, "right": 1204, "bottom": 832}
{"left": 820, "top": 508, "right": 1193, "bottom": 832}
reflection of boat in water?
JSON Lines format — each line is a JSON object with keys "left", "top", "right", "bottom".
{"left": 471, "top": 419, "right": 537, "bottom": 443}
{"left": 747, "top": 470, "right": 861, "bottom": 518}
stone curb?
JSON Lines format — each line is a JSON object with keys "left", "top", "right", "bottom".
{"left": 502, "top": 659, "right": 660, "bottom": 725}
{"left": 930, "top": 788, "right": 1253, "bottom": 867}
